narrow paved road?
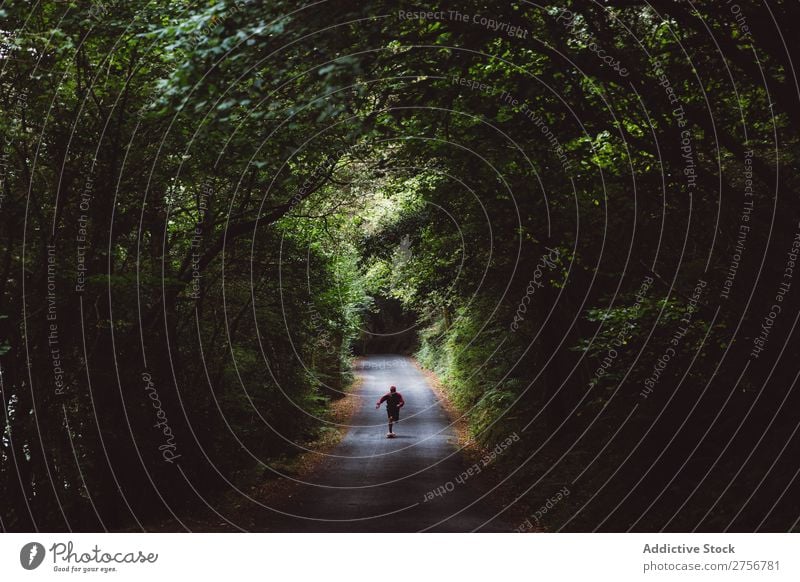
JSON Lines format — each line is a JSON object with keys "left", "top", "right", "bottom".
{"left": 265, "top": 355, "right": 509, "bottom": 532}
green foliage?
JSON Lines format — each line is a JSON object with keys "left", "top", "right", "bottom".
{"left": 2, "top": 0, "right": 799, "bottom": 532}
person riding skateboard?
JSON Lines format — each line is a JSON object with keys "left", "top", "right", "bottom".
{"left": 376, "top": 385, "right": 404, "bottom": 437}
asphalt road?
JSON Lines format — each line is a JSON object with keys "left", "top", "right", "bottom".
{"left": 265, "top": 355, "right": 510, "bottom": 532}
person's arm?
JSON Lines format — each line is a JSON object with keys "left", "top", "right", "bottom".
{"left": 376, "top": 393, "right": 388, "bottom": 408}
{"left": 397, "top": 393, "right": 405, "bottom": 408}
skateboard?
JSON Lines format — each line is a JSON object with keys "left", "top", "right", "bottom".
{"left": 386, "top": 432, "right": 397, "bottom": 438}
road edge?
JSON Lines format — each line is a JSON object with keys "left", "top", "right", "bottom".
{"left": 411, "top": 358, "right": 533, "bottom": 532}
